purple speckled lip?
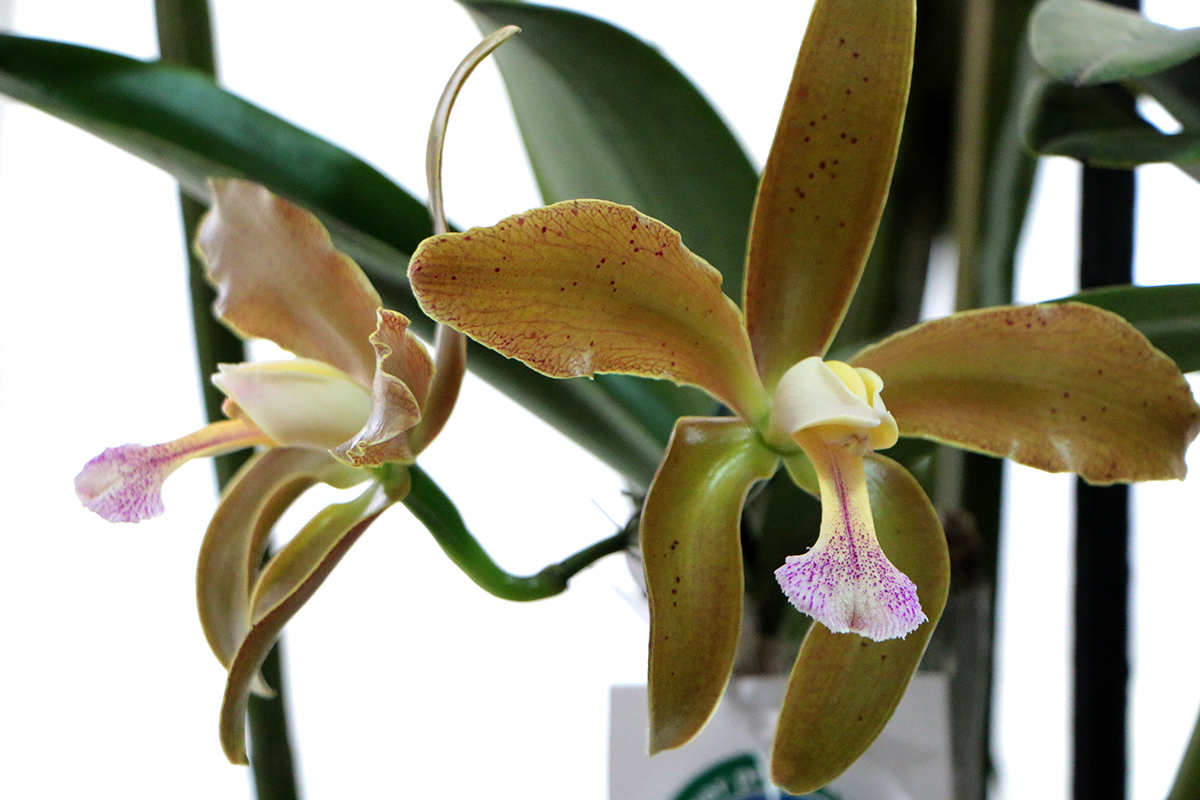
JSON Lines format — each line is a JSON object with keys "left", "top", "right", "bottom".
{"left": 74, "top": 419, "right": 268, "bottom": 523}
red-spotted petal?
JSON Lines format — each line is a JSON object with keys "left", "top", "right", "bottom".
{"left": 410, "top": 200, "right": 768, "bottom": 422}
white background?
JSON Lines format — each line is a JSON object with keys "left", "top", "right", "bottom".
{"left": 0, "top": 1, "right": 1197, "bottom": 798}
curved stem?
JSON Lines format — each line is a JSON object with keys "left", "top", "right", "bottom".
{"left": 402, "top": 465, "right": 629, "bottom": 601}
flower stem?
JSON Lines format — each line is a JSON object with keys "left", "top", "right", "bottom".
{"left": 155, "top": 3, "right": 300, "bottom": 798}
{"left": 402, "top": 465, "right": 630, "bottom": 600}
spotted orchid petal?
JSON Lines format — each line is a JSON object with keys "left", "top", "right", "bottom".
{"left": 409, "top": 200, "right": 768, "bottom": 422}
{"left": 771, "top": 453, "right": 949, "bottom": 794}
{"left": 75, "top": 419, "right": 272, "bottom": 523}
{"left": 213, "top": 359, "right": 372, "bottom": 451}
{"left": 219, "top": 471, "right": 407, "bottom": 763}
{"left": 334, "top": 310, "right": 434, "bottom": 467}
{"left": 197, "top": 179, "right": 382, "bottom": 388}
{"left": 744, "top": 0, "right": 915, "bottom": 389}
{"left": 852, "top": 302, "right": 1200, "bottom": 482}
{"left": 644, "top": 418, "right": 779, "bottom": 753}
{"left": 776, "top": 434, "right": 923, "bottom": 641}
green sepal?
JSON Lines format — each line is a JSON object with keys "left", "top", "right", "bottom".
{"left": 771, "top": 454, "right": 949, "bottom": 793}
{"left": 218, "top": 472, "right": 405, "bottom": 763}
{"left": 644, "top": 418, "right": 780, "bottom": 753}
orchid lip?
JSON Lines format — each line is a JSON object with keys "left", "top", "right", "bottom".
{"left": 75, "top": 419, "right": 272, "bottom": 523}
{"left": 776, "top": 434, "right": 925, "bottom": 641}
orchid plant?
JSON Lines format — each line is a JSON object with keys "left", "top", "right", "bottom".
{"left": 407, "top": 0, "right": 1200, "bottom": 790}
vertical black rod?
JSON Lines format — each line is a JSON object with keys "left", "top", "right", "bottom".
{"left": 1074, "top": 161, "right": 1134, "bottom": 798}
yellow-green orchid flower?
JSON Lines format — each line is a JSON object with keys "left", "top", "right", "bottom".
{"left": 74, "top": 178, "right": 444, "bottom": 764}
{"left": 407, "top": 0, "right": 1199, "bottom": 790}
{"left": 74, "top": 178, "right": 440, "bottom": 525}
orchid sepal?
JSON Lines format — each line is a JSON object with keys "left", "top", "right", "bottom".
{"left": 644, "top": 418, "right": 779, "bottom": 753}
{"left": 219, "top": 473, "right": 405, "bottom": 764}
{"left": 744, "top": 0, "right": 916, "bottom": 388}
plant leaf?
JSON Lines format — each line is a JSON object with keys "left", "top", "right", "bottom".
{"left": 1030, "top": 0, "right": 1200, "bottom": 86}
{"left": 743, "top": 0, "right": 916, "bottom": 388}
{"left": 851, "top": 303, "right": 1200, "bottom": 483}
{"left": 771, "top": 453, "right": 949, "bottom": 793}
{"left": 459, "top": 0, "right": 758, "bottom": 299}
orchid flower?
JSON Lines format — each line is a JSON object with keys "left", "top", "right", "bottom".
{"left": 407, "top": 0, "right": 1200, "bottom": 791}
{"left": 73, "top": 28, "right": 520, "bottom": 764}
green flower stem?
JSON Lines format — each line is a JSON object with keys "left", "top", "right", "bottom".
{"left": 155, "top": 3, "right": 299, "bottom": 799}
{"left": 402, "top": 466, "right": 630, "bottom": 601}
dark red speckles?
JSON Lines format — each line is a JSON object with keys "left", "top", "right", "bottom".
{"left": 838, "top": 221, "right": 846, "bottom": 228}
{"left": 809, "top": 120, "right": 817, "bottom": 127}
{"left": 788, "top": 206, "right": 795, "bottom": 213}
{"left": 675, "top": 576, "right": 681, "bottom": 583}
{"left": 494, "top": 267, "right": 501, "bottom": 273}
{"left": 1081, "top": 415, "right": 1088, "bottom": 422}
{"left": 450, "top": 276, "right": 457, "bottom": 281}
{"left": 853, "top": 52, "right": 860, "bottom": 58}
{"left": 1051, "top": 407, "right": 1058, "bottom": 414}
{"left": 863, "top": 76, "right": 870, "bottom": 83}
{"left": 839, "top": 37, "right": 845, "bottom": 45}
{"left": 808, "top": 172, "right": 815, "bottom": 179}
{"left": 600, "top": 258, "right": 606, "bottom": 264}
{"left": 880, "top": 654, "right": 887, "bottom": 662}
{"left": 822, "top": 115, "right": 827, "bottom": 121}
{"left": 517, "top": 217, "right": 525, "bottom": 225}
{"left": 464, "top": 235, "right": 472, "bottom": 241}
{"left": 631, "top": 223, "right": 638, "bottom": 231}
{"left": 541, "top": 226, "right": 547, "bottom": 234}
{"left": 671, "top": 588, "right": 677, "bottom": 595}
{"left": 804, "top": 136, "right": 811, "bottom": 143}
{"left": 571, "top": 207, "right": 579, "bottom": 216}
{"left": 1005, "top": 317, "right": 1014, "bottom": 326}
{"left": 840, "top": 132, "right": 847, "bottom": 139}
{"left": 846, "top": 89, "right": 853, "bottom": 95}
{"left": 820, "top": 161, "right": 827, "bottom": 169}
{"left": 1064, "top": 392, "right": 1071, "bottom": 399}
{"left": 851, "top": 137, "right": 858, "bottom": 144}
{"left": 833, "top": 160, "right": 840, "bottom": 166}
{"left": 559, "top": 287, "right": 565, "bottom": 292}
{"left": 628, "top": 239, "right": 635, "bottom": 245}
{"left": 1097, "top": 368, "right": 1104, "bottom": 376}
{"left": 572, "top": 281, "right": 578, "bottom": 286}
{"left": 655, "top": 250, "right": 664, "bottom": 257}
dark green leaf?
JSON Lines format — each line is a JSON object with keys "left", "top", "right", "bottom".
{"left": 459, "top": 0, "right": 759, "bottom": 299}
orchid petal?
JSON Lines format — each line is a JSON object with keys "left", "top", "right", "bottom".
{"left": 213, "top": 359, "right": 372, "bottom": 450}
{"left": 771, "top": 453, "right": 949, "bottom": 793}
{"left": 197, "top": 179, "right": 382, "bottom": 387}
{"left": 776, "top": 434, "right": 924, "bottom": 641}
{"left": 334, "top": 310, "right": 433, "bottom": 466}
{"left": 75, "top": 419, "right": 271, "bottom": 523}
{"left": 852, "top": 303, "right": 1200, "bottom": 482}
{"left": 644, "top": 418, "right": 779, "bottom": 753}
{"left": 219, "top": 473, "right": 405, "bottom": 764}
{"left": 197, "top": 447, "right": 364, "bottom": 684}
{"left": 409, "top": 200, "right": 768, "bottom": 422}
{"left": 744, "top": 0, "right": 915, "bottom": 389}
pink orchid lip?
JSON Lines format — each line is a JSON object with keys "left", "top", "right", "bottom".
{"left": 75, "top": 419, "right": 273, "bottom": 523}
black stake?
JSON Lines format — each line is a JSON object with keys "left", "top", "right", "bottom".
{"left": 1074, "top": 82, "right": 1136, "bottom": 800}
